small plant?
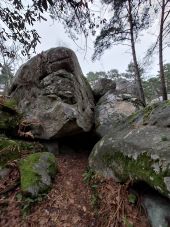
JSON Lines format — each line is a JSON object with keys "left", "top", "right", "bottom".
{"left": 16, "top": 192, "right": 47, "bottom": 217}
{"left": 83, "top": 167, "right": 100, "bottom": 210}
{"left": 4, "top": 99, "right": 17, "bottom": 109}
{"left": 83, "top": 167, "right": 95, "bottom": 185}
{"left": 128, "top": 193, "right": 137, "bottom": 204}
{"left": 123, "top": 216, "right": 134, "bottom": 227}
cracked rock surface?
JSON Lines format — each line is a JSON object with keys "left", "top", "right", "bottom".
{"left": 9, "top": 47, "right": 94, "bottom": 139}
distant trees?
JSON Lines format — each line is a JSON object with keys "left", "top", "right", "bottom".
{"left": 92, "top": 0, "right": 151, "bottom": 106}
{"left": 0, "top": 38, "right": 25, "bottom": 92}
{"left": 158, "top": 0, "right": 170, "bottom": 100}
{"left": 86, "top": 69, "right": 123, "bottom": 86}
{"left": 86, "top": 62, "right": 170, "bottom": 102}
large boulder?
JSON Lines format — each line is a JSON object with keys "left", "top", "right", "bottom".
{"left": 9, "top": 47, "right": 94, "bottom": 139}
{"left": 92, "top": 78, "right": 116, "bottom": 99}
{"left": 94, "top": 92, "right": 136, "bottom": 137}
{"left": 116, "top": 78, "right": 137, "bottom": 96}
{"left": 89, "top": 101, "right": 170, "bottom": 198}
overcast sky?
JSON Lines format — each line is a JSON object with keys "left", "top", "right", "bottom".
{"left": 33, "top": 13, "right": 170, "bottom": 79}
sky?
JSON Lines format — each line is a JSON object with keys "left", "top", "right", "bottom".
{"left": 33, "top": 12, "right": 170, "bottom": 79}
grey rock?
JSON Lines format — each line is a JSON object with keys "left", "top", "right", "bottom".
{"left": 94, "top": 92, "right": 136, "bottom": 137}
{"left": 143, "top": 192, "right": 170, "bottom": 227}
{"left": 89, "top": 101, "right": 170, "bottom": 198}
{"left": 9, "top": 47, "right": 94, "bottom": 139}
{"left": 20, "top": 152, "right": 57, "bottom": 197}
{"left": 116, "top": 78, "right": 137, "bottom": 96}
{"left": 43, "top": 142, "right": 59, "bottom": 155}
{"left": 0, "top": 168, "right": 10, "bottom": 179}
{"left": 93, "top": 78, "right": 116, "bottom": 99}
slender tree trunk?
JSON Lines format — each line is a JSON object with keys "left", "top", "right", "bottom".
{"left": 159, "top": 0, "right": 167, "bottom": 100}
{"left": 127, "top": 0, "right": 146, "bottom": 106}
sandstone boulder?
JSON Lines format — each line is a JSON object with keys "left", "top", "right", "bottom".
{"left": 20, "top": 152, "right": 57, "bottom": 196}
{"left": 9, "top": 47, "right": 94, "bottom": 139}
{"left": 94, "top": 92, "right": 136, "bottom": 137}
{"left": 89, "top": 101, "right": 170, "bottom": 198}
{"left": 92, "top": 78, "right": 116, "bottom": 99}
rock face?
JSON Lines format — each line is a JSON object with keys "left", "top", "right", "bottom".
{"left": 9, "top": 47, "right": 94, "bottom": 139}
{"left": 0, "top": 98, "right": 20, "bottom": 133}
{"left": 89, "top": 101, "right": 170, "bottom": 198}
{"left": 93, "top": 78, "right": 116, "bottom": 99}
{"left": 142, "top": 192, "right": 170, "bottom": 227}
{"left": 20, "top": 152, "right": 57, "bottom": 196}
{"left": 94, "top": 92, "right": 136, "bottom": 137}
{"left": 116, "top": 78, "right": 137, "bottom": 95}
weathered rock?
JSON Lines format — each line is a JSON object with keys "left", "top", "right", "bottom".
{"left": 0, "top": 99, "right": 20, "bottom": 133}
{"left": 116, "top": 78, "right": 137, "bottom": 96}
{"left": 43, "top": 141, "right": 59, "bottom": 155}
{"left": 9, "top": 47, "right": 94, "bottom": 139}
{"left": 89, "top": 101, "right": 170, "bottom": 198}
{"left": 20, "top": 152, "right": 57, "bottom": 196}
{"left": 142, "top": 192, "right": 170, "bottom": 227}
{"left": 93, "top": 78, "right": 116, "bottom": 99}
{"left": 94, "top": 92, "right": 136, "bottom": 137}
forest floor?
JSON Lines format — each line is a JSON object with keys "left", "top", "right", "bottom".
{"left": 0, "top": 152, "right": 150, "bottom": 227}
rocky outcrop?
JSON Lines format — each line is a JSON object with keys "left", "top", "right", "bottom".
{"left": 89, "top": 101, "right": 170, "bottom": 198}
{"left": 116, "top": 78, "right": 137, "bottom": 96}
{"left": 20, "top": 152, "right": 57, "bottom": 196}
{"left": 93, "top": 78, "right": 116, "bottom": 99}
{"left": 0, "top": 98, "right": 20, "bottom": 134}
{"left": 9, "top": 47, "right": 94, "bottom": 139}
{"left": 142, "top": 192, "right": 170, "bottom": 227}
{"left": 94, "top": 92, "right": 136, "bottom": 137}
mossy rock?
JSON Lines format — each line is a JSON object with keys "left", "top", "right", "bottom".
{"left": 0, "top": 136, "right": 45, "bottom": 169}
{"left": 127, "top": 100, "right": 170, "bottom": 127}
{"left": 0, "top": 99, "right": 21, "bottom": 132}
{"left": 89, "top": 125, "right": 170, "bottom": 199}
{"left": 20, "top": 152, "right": 57, "bottom": 197}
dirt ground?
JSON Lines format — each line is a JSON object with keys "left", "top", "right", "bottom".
{"left": 0, "top": 152, "right": 150, "bottom": 227}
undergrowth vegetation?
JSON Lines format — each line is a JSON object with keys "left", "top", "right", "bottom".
{"left": 83, "top": 168, "right": 149, "bottom": 227}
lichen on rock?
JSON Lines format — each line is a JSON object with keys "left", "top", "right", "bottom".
{"left": 89, "top": 101, "right": 170, "bottom": 198}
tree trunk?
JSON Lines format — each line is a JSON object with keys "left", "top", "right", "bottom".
{"left": 127, "top": 0, "right": 146, "bottom": 106}
{"left": 159, "top": 0, "right": 167, "bottom": 100}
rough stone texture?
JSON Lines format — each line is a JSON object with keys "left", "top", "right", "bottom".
{"left": 92, "top": 78, "right": 116, "bottom": 99}
{"left": 94, "top": 92, "right": 136, "bottom": 137}
{"left": 9, "top": 47, "right": 94, "bottom": 139}
{"left": 20, "top": 152, "right": 57, "bottom": 197}
{"left": 116, "top": 78, "right": 137, "bottom": 96}
{"left": 142, "top": 192, "right": 170, "bottom": 227}
{"left": 89, "top": 101, "right": 170, "bottom": 198}
{"left": 0, "top": 99, "right": 20, "bottom": 133}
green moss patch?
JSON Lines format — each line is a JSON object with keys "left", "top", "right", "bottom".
{"left": 0, "top": 137, "right": 21, "bottom": 167}
{"left": 0, "top": 136, "right": 45, "bottom": 169}
{"left": 3, "top": 99, "right": 17, "bottom": 109}
{"left": 20, "top": 152, "right": 57, "bottom": 196}
{"left": 102, "top": 151, "right": 169, "bottom": 196}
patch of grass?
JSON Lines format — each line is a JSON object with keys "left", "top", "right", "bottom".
{"left": 4, "top": 99, "right": 17, "bottom": 109}
{"left": 128, "top": 193, "right": 137, "bottom": 204}
{"left": 143, "top": 103, "right": 158, "bottom": 124}
{"left": 123, "top": 216, "right": 134, "bottom": 227}
{"left": 16, "top": 192, "right": 47, "bottom": 217}
{"left": 83, "top": 167, "right": 100, "bottom": 210}
{"left": 83, "top": 167, "right": 95, "bottom": 185}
